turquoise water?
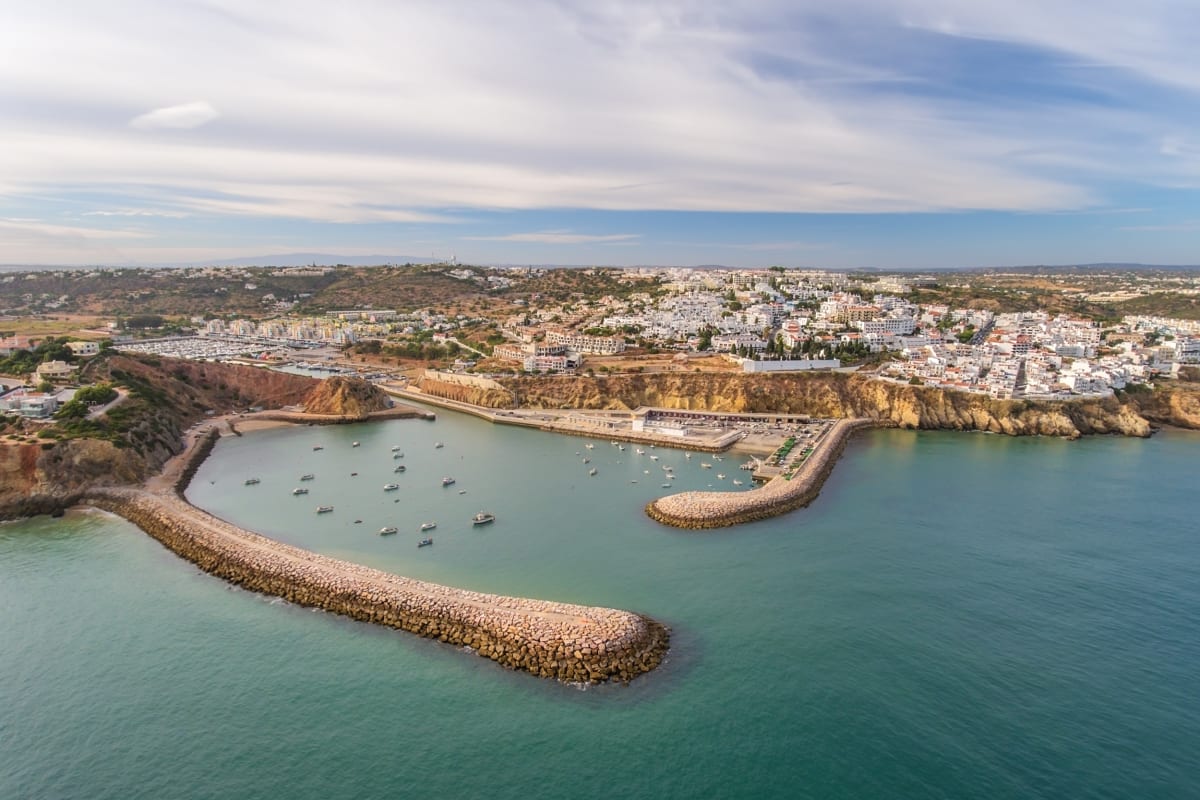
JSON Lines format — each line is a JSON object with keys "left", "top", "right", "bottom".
{"left": 3, "top": 413, "right": 1198, "bottom": 799}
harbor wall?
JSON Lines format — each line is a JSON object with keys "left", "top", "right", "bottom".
{"left": 645, "top": 419, "right": 873, "bottom": 529}
{"left": 85, "top": 488, "right": 669, "bottom": 684}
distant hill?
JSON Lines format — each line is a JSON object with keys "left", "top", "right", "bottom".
{"left": 180, "top": 253, "right": 440, "bottom": 268}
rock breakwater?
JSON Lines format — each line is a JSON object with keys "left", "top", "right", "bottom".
{"left": 646, "top": 419, "right": 872, "bottom": 529}
{"left": 85, "top": 488, "right": 669, "bottom": 684}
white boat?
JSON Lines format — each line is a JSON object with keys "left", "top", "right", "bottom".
{"left": 442, "top": 477, "right": 456, "bottom": 487}
{"left": 685, "top": 453, "right": 693, "bottom": 459}
{"left": 292, "top": 487, "right": 308, "bottom": 495}
{"left": 582, "top": 457, "right": 590, "bottom": 464}
{"left": 585, "top": 444, "right": 595, "bottom": 450}
{"left": 394, "top": 464, "right": 406, "bottom": 473}
{"left": 435, "top": 442, "right": 444, "bottom": 449}
{"left": 391, "top": 445, "right": 402, "bottom": 451}
{"left": 589, "top": 468, "right": 598, "bottom": 476}
{"left": 650, "top": 455, "right": 659, "bottom": 461}
{"left": 617, "top": 444, "right": 625, "bottom": 451}
{"left": 420, "top": 522, "right": 437, "bottom": 532}
{"left": 352, "top": 442, "right": 360, "bottom": 447}
{"left": 418, "top": 537, "right": 433, "bottom": 547}
{"left": 378, "top": 526, "right": 398, "bottom": 535}
{"left": 393, "top": 452, "right": 405, "bottom": 459}
{"left": 635, "top": 448, "right": 645, "bottom": 455}
{"left": 733, "top": 480, "right": 744, "bottom": 486}
{"left": 717, "top": 473, "right": 726, "bottom": 480}
{"left": 316, "top": 505, "right": 334, "bottom": 513}
{"left": 661, "top": 483, "right": 672, "bottom": 488}
{"left": 299, "top": 474, "right": 315, "bottom": 481}
{"left": 701, "top": 463, "right": 712, "bottom": 469}
{"left": 471, "top": 512, "right": 495, "bottom": 526}
{"left": 383, "top": 483, "right": 399, "bottom": 491}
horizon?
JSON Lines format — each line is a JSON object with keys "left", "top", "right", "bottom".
{"left": 3, "top": 2, "right": 1199, "bottom": 268}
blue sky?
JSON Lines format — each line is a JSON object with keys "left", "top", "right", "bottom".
{"left": 2, "top": 1, "right": 1199, "bottom": 268}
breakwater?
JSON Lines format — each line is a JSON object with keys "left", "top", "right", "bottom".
{"left": 646, "top": 419, "right": 873, "bottom": 529}
{"left": 85, "top": 487, "right": 669, "bottom": 684}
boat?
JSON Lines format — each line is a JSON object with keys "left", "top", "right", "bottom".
{"left": 352, "top": 441, "right": 360, "bottom": 447}
{"left": 393, "top": 452, "right": 404, "bottom": 459}
{"left": 383, "top": 483, "right": 399, "bottom": 491}
{"left": 435, "top": 442, "right": 444, "bottom": 449}
{"left": 582, "top": 457, "right": 590, "bottom": 464}
{"left": 685, "top": 452, "right": 693, "bottom": 459}
{"left": 714, "top": 456, "right": 723, "bottom": 461}
{"left": 244, "top": 478, "right": 260, "bottom": 485}
{"left": 418, "top": 537, "right": 433, "bottom": 547}
{"left": 299, "top": 474, "right": 315, "bottom": 481}
{"left": 391, "top": 445, "right": 402, "bottom": 451}
{"left": 661, "top": 483, "right": 672, "bottom": 488}
{"left": 701, "top": 463, "right": 712, "bottom": 469}
{"left": 292, "top": 487, "right": 309, "bottom": 495}
{"left": 585, "top": 444, "right": 595, "bottom": 450}
{"left": 618, "top": 444, "right": 625, "bottom": 451}
{"left": 717, "top": 473, "right": 726, "bottom": 480}
{"left": 635, "top": 448, "right": 645, "bottom": 455}
{"left": 733, "top": 479, "right": 744, "bottom": 486}
{"left": 420, "top": 522, "right": 437, "bottom": 531}
{"left": 650, "top": 455, "right": 659, "bottom": 461}
{"left": 471, "top": 512, "right": 495, "bottom": 526}
{"left": 588, "top": 468, "right": 598, "bottom": 476}
{"left": 312, "top": 446, "right": 323, "bottom": 451}
{"left": 316, "top": 505, "right": 334, "bottom": 513}
{"left": 458, "top": 490, "right": 467, "bottom": 494}
{"left": 378, "top": 526, "right": 398, "bottom": 535}
{"left": 442, "top": 477, "right": 456, "bottom": 487}
{"left": 394, "top": 464, "right": 406, "bottom": 473}
{"left": 350, "top": 472, "right": 358, "bottom": 476}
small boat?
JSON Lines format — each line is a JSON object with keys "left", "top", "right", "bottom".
{"left": 650, "top": 455, "right": 659, "bottom": 461}
{"left": 354, "top": 519, "right": 362, "bottom": 524}
{"left": 393, "top": 452, "right": 404, "bottom": 459}
{"left": 391, "top": 445, "right": 402, "bottom": 451}
{"left": 442, "top": 477, "right": 456, "bottom": 487}
{"left": 383, "top": 483, "right": 399, "bottom": 491}
{"left": 585, "top": 444, "right": 595, "bottom": 450}
{"left": 244, "top": 478, "right": 260, "bottom": 485}
{"left": 717, "top": 473, "right": 726, "bottom": 480}
{"left": 352, "top": 441, "right": 360, "bottom": 447}
{"left": 300, "top": 474, "right": 315, "bottom": 481}
{"left": 420, "top": 522, "right": 437, "bottom": 531}
{"left": 630, "top": 480, "right": 638, "bottom": 483}
{"left": 458, "top": 490, "right": 467, "bottom": 494}
{"left": 418, "top": 537, "right": 433, "bottom": 547}
{"left": 316, "top": 505, "right": 334, "bottom": 513}
{"left": 701, "top": 463, "right": 712, "bottom": 469}
{"left": 350, "top": 472, "right": 358, "bottom": 477}
{"left": 685, "top": 453, "right": 693, "bottom": 459}
{"left": 643, "top": 469, "right": 650, "bottom": 474}
{"left": 471, "top": 512, "right": 495, "bottom": 526}
{"left": 582, "top": 457, "right": 590, "bottom": 464}
{"left": 618, "top": 444, "right": 625, "bottom": 451}
{"left": 733, "top": 479, "right": 744, "bottom": 486}
{"left": 661, "top": 483, "right": 672, "bottom": 488}
{"left": 312, "top": 446, "right": 323, "bottom": 451}
{"left": 435, "top": 442, "right": 444, "bottom": 449}
{"left": 589, "top": 468, "right": 598, "bottom": 476}
{"left": 394, "top": 464, "right": 406, "bottom": 473}
{"left": 635, "top": 448, "right": 645, "bottom": 455}
{"left": 379, "top": 526, "right": 398, "bottom": 535}
{"left": 714, "top": 456, "right": 723, "bottom": 461}
{"left": 292, "top": 487, "right": 309, "bottom": 495}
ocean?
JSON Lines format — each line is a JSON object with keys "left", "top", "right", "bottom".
{"left": 2, "top": 412, "right": 1197, "bottom": 799}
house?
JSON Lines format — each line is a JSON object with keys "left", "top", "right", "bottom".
{"left": 35, "top": 360, "right": 75, "bottom": 383}
{"left": 66, "top": 341, "right": 100, "bottom": 358}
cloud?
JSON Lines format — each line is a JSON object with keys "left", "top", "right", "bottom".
{"left": 83, "top": 208, "right": 188, "bottom": 218}
{"left": 130, "top": 101, "right": 220, "bottom": 131}
{"left": 0, "top": 218, "right": 151, "bottom": 239}
{"left": 467, "top": 231, "right": 640, "bottom": 244}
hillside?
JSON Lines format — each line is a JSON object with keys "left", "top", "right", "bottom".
{"left": 419, "top": 371, "right": 1200, "bottom": 437}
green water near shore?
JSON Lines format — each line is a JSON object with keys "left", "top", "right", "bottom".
{"left": 3, "top": 415, "right": 1199, "bottom": 799}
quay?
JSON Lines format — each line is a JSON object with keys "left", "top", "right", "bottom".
{"left": 645, "top": 419, "right": 873, "bottom": 529}
{"left": 90, "top": 423, "right": 669, "bottom": 685}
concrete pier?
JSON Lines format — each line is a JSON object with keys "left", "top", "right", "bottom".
{"left": 86, "top": 487, "right": 669, "bottom": 683}
{"left": 645, "top": 419, "right": 873, "bottom": 529}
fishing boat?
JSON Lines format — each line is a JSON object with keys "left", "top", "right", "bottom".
{"left": 394, "top": 464, "right": 406, "bottom": 473}
{"left": 378, "top": 526, "right": 398, "bottom": 535}
{"left": 417, "top": 537, "right": 433, "bottom": 547}
{"left": 420, "top": 522, "right": 437, "bottom": 532}
{"left": 442, "top": 477, "right": 456, "bottom": 487}
{"left": 471, "top": 512, "right": 495, "bottom": 526}
{"left": 244, "top": 478, "right": 260, "bottom": 485}
{"left": 383, "top": 483, "right": 399, "bottom": 491}
{"left": 299, "top": 474, "right": 315, "bottom": 481}
{"left": 316, "top": 505, "right": 334, "bottom": 513}
{"left": 292, "top": 487, "right": 308, "bottom": 495}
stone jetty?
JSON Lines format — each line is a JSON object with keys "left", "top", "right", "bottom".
{"left": 86, "top": 487, "right": 669, "bottom": 684}
{"left": 645, "top": 418, "right": 873, "bottom": 529}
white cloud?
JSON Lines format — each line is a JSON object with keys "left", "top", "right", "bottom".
{"left": 0, "top": 218, "right": 150, "bottom": 240}
{"left": 467, "top": 231, "right": 640, "bottom": 244}
{"left": 83, "top": 208, "right": 188, "bottom": 218}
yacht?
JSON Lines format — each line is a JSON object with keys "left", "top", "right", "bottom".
{"left": 471, "top": 512, "right": 495, "bottom": 526}
{"left": 394, "top": 464, "right": 406, "bottom": 473}
{"left": 299, "top": 474, "right": 315, "bottom": 481}
{"left": 417, "top": 537, "right": 434, "bottom": 547}
{"left": 316, "top": 505, "right": 334, "bottom": 513}
{"left": 420, "top": 522, "right": 437, "bottom": 532}
{"left": 378, "top": 526, "right": 398, "bottom": 535}
{"left": 383, "top": 483, "right": 399, "bottom": 491}
{"left": 244, "top": 478, "right": 260, "bottom": 485}
{"left": 442, "top": 477, "right": 456, "bottom": 487}
{"left": 292, "top": 487, "right": 308, "bottom": 495}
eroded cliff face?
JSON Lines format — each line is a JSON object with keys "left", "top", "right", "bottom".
{"left": 302, "top": 376, "right": 392, "bottom": 418}
{"left": 418, "top": 371, "right": 1197, "bottom": 438}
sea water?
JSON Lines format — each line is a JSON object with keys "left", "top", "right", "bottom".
{"left": 2, "top": 413, "right": 1198, "bottom": 800}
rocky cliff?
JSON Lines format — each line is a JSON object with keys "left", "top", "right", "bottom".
{"left": 301, "top": 376, "right": 393, "bottom": 418}
{"left": 419, "top": 371, "right": 1200, "bottom": 438}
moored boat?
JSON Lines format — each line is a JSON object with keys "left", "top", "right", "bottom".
{"left": 378, "top": 526, "right": 398, "bottom": 535}
{"left": 435, "top": 442, "right": 444, "bottom": 449}
{"left": 244, "top": 478, "right": 260, "bottom": 485}
{"left": 442, "top": 477, "right": 456, "bottom": 487}
{"left": 394, "top": 464, "right": 406, "bottom": 473}
{"left": 352, "top": 441, "right": 360, "bottom": 447}
{"left": 471, "top": 511, "right": 495, "bottom": 526}
{"left": 420, "top": 522, "right": 436, "bottom": 531}
{"left": 588, "top": 467, "right": 598, "bottom": 476}
{"left": 299, "top": 473, "right": 315, "bottom": 481}
{"left": 383, "top": 483, "right": 399, "bottom": 491}
{"left": 417, "top": 537, "right": 434, "bottom": 547}
{"left": 292, "top": 487, "right": 308, "bottom": 495}
{"left": 316, "top": 505, "right": 334, "bottom": 513}
{"left": 312, "top": 446, "right": 323, "bottom": 451}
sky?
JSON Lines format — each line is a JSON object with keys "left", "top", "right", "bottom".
{"left": 2, "top": 0, "right": 1199, "bottom": 269}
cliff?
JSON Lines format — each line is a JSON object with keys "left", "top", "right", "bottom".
{"left": 302, "top": 376, "right": 393, "bottom": 418}
{"left": 418, "top": 371, "right": 1200, "bottom": 438}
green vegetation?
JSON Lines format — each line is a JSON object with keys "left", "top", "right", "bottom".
{"left": 0, "top": 337, "right": 76, "bottom": 376}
